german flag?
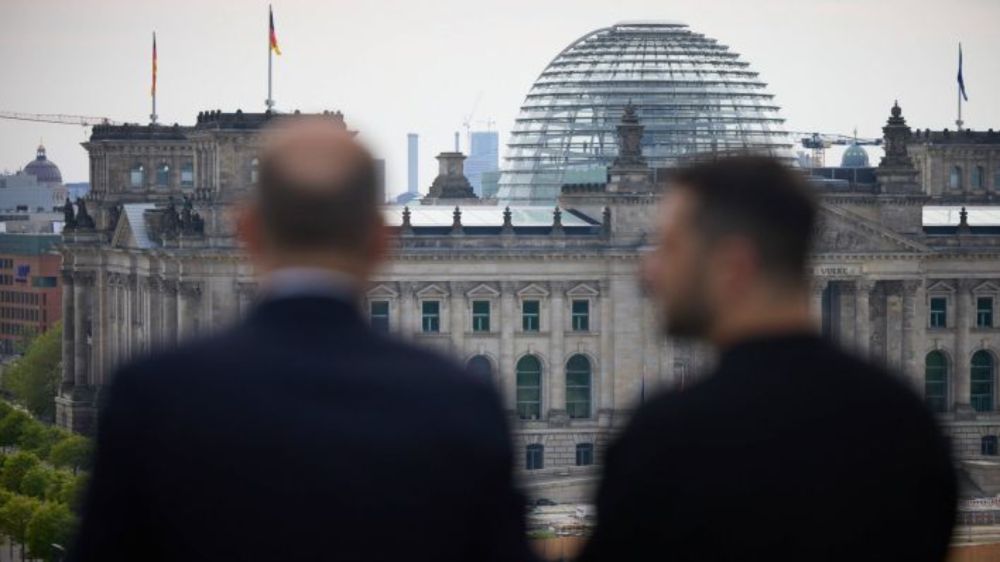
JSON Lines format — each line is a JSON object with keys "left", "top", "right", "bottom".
{"left": 151, "top": 32, "right": 158, "bottom": 96}
{"left": 269, "top": 6, "right": 281, "bottom": 55}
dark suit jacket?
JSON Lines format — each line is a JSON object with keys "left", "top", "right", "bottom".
{"left": 71, "top": 295, "right": 534, "bottom": 562}
{"left": 579, "top": 334, "right": 957, "bottom": 562}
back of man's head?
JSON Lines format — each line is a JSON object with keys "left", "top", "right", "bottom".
{"left": 672, "top": 155, "right": 817, "bottom": 289}
{"left": 253, "top": 117, "right": 380, "bottom": 260}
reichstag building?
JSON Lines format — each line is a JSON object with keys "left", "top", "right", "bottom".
{"left": 56, "top": 21, "right": 1000, "bottom": 499}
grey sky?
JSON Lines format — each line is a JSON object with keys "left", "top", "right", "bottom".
{"left": 1, "top": 0, "right": 998, "bottom": 198}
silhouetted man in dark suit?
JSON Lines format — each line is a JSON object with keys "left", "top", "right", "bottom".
{"left": 579, "top": 157, "right": 956, "bottom": 562}
{"left": 72, "top": 118, "right": 534, "bottom": 561}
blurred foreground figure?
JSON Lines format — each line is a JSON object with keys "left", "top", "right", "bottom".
{"left": 579, "top": 157, "right": 956, "bottom": 562}
{"left": 72, "top": 118, "right": 533, "bottom": 562}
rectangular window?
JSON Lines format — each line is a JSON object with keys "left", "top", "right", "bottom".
{"left": 472, "top": 300, "right": 490, "bottom": 332}
{"left": 370, "top": 301, "right": 390, "bottom": 333}
{"left": 929, "top": 297, "right": 947, "bottom": 328}
{"left": 978, "top": 297, "right": 994, "bottom": 328}
{"left": 180, "top": 163, "right": 195, "bottom": 187}
{"left": 571, "top": 300, "right": 590, "bottom": 332}
{"left": 576, "top": 443, "right": 594, "bottom": 466}
{"left": 421, "top": 301, "right": 440, "bottom": 333}
{"left": 30, "top": 276, "right": 57, "bottom": 288}
{"left": 526, "top": 444, "right": 544, "bottom": 470}
{"left": 522, "top": 300, "right": 540, "bottom": 332}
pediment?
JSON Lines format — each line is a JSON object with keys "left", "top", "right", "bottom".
{"left": 926, "top": 280, "right": 955, "bottom": 294}
{"left": 517, "top": 283, "right": 549, "bottom": 298}
{"left": 973, "top": 281, "right": 1000, "bottom": 294}
{"left": 466, "top": 283, "right": 500, "bottom": 298}
{"left": 566, "top": 283, "right": 600, "bottom": 297}
{"left": 812, "top": 205, "right": 931, "bottom": 255}
{"left": 416, "top": 283, "right": 449, "bottom": 298}
{"left": 110, "top": 212, "right": 138, "bottom": 249}
{"left": 366, "top": 283, "right": 399, "bottom": 299}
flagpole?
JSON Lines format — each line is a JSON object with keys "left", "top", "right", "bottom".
{"left": 956, "top": 42, "right": 964, "bottom": 130}
{"left": 151, "top": 32, "right": 158, "bottom": 125}
{"left": 266, "top": 5, "right": 274, "bottom": 111}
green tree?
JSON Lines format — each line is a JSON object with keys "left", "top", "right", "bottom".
{"left": 58, "top": 473, "right": 88, "bottom": 514}
{"left": 19, "top": 466, "right": 53, "bottom": 499}
{"left": 0, "top": 452, "right": 40, "bottom": 493}
{"left": 42, "top": 469, "right": 72, "bottom": 503}
{"left": 26, "top": 502, "right": 76, "bottom": 561}
{"left": 16, "top": 423, "right": 63, "bottom": 459}
{"left": 0, "top": 495, "right": 40, "bottom": 560}
{"left": 48, "top": 435, "right": 93, "bottom": 474}
{"left": 0, "top": 411, "right": 31, "bottom": 450}
{"left": 1, "top": 324, "right": 62, "bottom": 421}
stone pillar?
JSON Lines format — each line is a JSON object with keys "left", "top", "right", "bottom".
{"left": 146, "top": 278, "right": 161, "bottom": 351}
{"left": 60, "top": 271, "right": 75, "bottom": 389}
{"left": 178, "top": 282, "right": 201, "bottom": 341}
{"left": 837, "top": 281, "right": 857, "bottom": 347}
{"left": 399, "top": 282, "right": 416, "bottom": 338}
{"left": 955, "top": 279, "right": 974, "bottom": 416}
{"left": 548, "top": 282, "right": 567, "bottom": 424}
{"left": 499, "top": 282, "right": 516, "bottom": 414}
{"left": 811, "top": 278, "right": 828, "bottom": 328}
{"left": 901, "top": 280, "right": 923, "bottom": 391}
{"left": 72, "top": 273, "right": 93, "bottom": 387}
{"left": 598, "top": 279, "right": 614, "bottom": 427}
{"left": 164, "top": 280, "right": 179, "bottom": 347}
{"left": 855, "top": 278, "right": 874, "bottom": 359}
{"left": 449, "top": 282, "right": 465, "bottom": 356}
{"left": 884, "top": 281, "right": 903, "bottom": 373}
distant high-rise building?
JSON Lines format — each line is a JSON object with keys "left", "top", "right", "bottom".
{"left": 465, "top": 131, "right": 499, "bottom": 197}
{"left": 407, "top": 133, "right": 419, "bottom": 195}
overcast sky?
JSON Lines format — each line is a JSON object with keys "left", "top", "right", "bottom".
{"left": 1, "top": 0, "right": 998, "bottom": 198}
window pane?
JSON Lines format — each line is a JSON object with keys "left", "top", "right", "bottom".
{"left": 929, "top": 297, "right": 947, "bottom": 328}
{"left": 516, "top": 356, "right": 542, "bottom": 420}
{"left": 370, "top": 301, "right": 389, "bottom": 333}
{"left": 566, "top": 354, "right": 591, "bottom": 419}
{"left": 522, "top": 300, "right": 540, "bottom": 332}
{"left": 576, "top": 443, "right": 594, "bottom": 466}
{"left": 978, "top": 297, "right": 993, "bottom": 328}
{"left": 422, "top": 301, "right": 440, "bottom": 333}
{"left": 180, "top": 162, "right": 194, "bottom": 187}
{"left": 572, "top": 300, "right": 590, "bottom": 331}
{"left": 472, "top": 300, "right": 490, "bottom": 332}
{"left": 924, "top": 351, "right": 948, "bottom": 413}
{"left": 156, "top": 163, "right": 170, "bottom": 186}
{"left": 972, "top": 351, "right": 995, "bottom": 412}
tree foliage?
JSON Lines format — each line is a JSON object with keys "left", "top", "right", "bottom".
{"left": 0, "top": 410, "right": 31, "bottom": 449}
{"left": 0, "top": 494, "right": 40, "bottom": 549}
{"left": 19, "top": 465, "right": 54, "bottom": 499}
{"left": 49, "top": 434, "right": 93, "bottom": 474}
{"left": 1, "top": 324, "right": 62, "bottom": 420}
{"left": 26, "top": 502, "right": 76, "bottom": 560}
{"left": 0, "top": 452, "right": 40, "bottom": 493}
{"left": 17, "top": 423, "right": 64, "bottom": 459}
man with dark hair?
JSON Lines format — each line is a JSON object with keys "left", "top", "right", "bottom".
{"left": 579, "top": 156, "right": 956, "bottom": 561}
{"left": 71, "top": 118, "right": 534, "bottom": 562}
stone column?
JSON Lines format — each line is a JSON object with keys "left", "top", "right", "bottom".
{"left": 449, "top": 282, "right": 465, "bottom": 356}
{"left": 73, "top": 272, "right": 94, "bottom": 387}
{"left": 884, "top": 281, "right": 903, "bottom": 373}
{"left": 955, "top": 279, "right": 974, "bottom": 416}
{"left": 855, "top": 278, "right": 874, "bottom": 359}
{"left": 499, "top": 282, "right": 516, "bottom": 414}
{"left": 901, "top": 280, "right": 923, "bottom": 391}
{"left": 163, "top": 280, "right": 179, "bottom": 347}
{"left": 548, "top": 282, "right": 567, "bottom": 424}
{"left": 811, "top": 278, "right": 828, "bottom": 328}
{"left": 399, "top": 282, "right": 416, "bottom": 338}
{"left": 60, "top": 271, "right": 75, "bottom": 388}
{"left": 598, "top": 279, "right": 614, "bottom": 426}
{"left": 837, "top": 281, "right": 857, "bottom": 346}
{"left": 178, "top": 282, "right": 201, "bottom": 341}
{"left": 146, "top": 278, "right": 161, "bottom": 351}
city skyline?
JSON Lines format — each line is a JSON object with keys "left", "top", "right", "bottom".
{"left": 1, "top": 0, "right": 999, "bottom": 199}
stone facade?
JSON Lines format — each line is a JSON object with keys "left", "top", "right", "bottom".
{"left": 56, "top": 103, "right": 1000, "bottom": 492}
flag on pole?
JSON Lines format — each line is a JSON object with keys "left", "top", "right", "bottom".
{"left": 151, "top": 32, "right": 158, "bottom": 96}
{"left": 958, "top": 43, "right": 968, "bottom": 101}
{"left": 269, "top": 6, "right": 281, "bottom": 55}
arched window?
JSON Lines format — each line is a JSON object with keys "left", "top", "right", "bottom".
{"left": 129, "top": 163, "right": 145, "bottom": 188}
{"left": 516, "top": 355, "right": 542, "bottom": 420}
{"left": 973, "top": 166, "right": 985, "bottom": 189}
{"left": 180, "top": 162, "right": 194, "bottom": 187}
{"left": 156, "top": 163, "right": 170, "bottom": 186}
{"left": 566, "top": 354, "right": 592, "bottom": 419}
{"left": 949, "top": 166, "right": 962, "bottom": 190}
{"left": 924, "top": 351, "right": 948, "bottom": 413}
{"left": 971, "top": 350, "right": 995, "bottom": 412}
{"left": 467, "top": 355, "right": 493, "bottom": 381}
{"left": 250, "top": 158, "right": 259, "bottom": 184}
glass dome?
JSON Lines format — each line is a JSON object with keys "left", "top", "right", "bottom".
{"left": 498, "top": 21, "right": 792, "bottom": 204}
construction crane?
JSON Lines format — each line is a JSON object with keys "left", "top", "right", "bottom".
{"left": 461, "top": 92, "right": 483, "bottom": 153}
{"left": 0, "top": 111, "right": 123, "bottom": 128}
{"left": 790, "top": 129, "right": 882, "bottom": 167}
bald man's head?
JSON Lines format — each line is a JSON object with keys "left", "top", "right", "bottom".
{"left": 254, "top": 117, "right": 380, "bottom": 257}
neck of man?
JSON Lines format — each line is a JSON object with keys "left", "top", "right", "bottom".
{"left": 708, "top": 285, "right": 816, "bottom": 350}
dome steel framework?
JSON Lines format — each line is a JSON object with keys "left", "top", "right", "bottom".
{"left": 498, "top": 21, "right": 792, "bottom": 204}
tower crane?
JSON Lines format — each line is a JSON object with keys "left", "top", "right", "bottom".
{"left": 0, "top": 111, "right": 123, "bottom": 127}
{"left": 790, "top": 130, "right": 882, "bottom": 167}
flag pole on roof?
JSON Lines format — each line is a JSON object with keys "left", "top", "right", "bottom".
{"left": 957, "top": 42, "right": 968, "bottom": 130}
